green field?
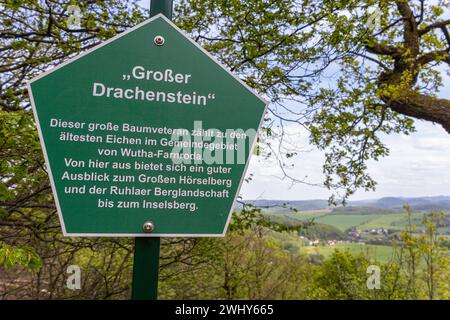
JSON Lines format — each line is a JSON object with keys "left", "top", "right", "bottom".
{"left": 358, "top": 213, "right": 421, "bottom": 230}
{"left": 264, "top": 207, "right": 450, "bottom": 264}
{"left": 301, "top": 243, "right": 395, "bottom": 262}
{"left": 289, "top": 210, "right": 329, "bottom": 221}
{"left": 267, "top": 210, "right": 427, "bottom": 232}
{"left": 315, "top": 215, "right": 372, "bottom": 231}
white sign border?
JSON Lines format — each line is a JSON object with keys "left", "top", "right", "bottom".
{"left": 27, "top": 13, "right": 269, "bottom": 237}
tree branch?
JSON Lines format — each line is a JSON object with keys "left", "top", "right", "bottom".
{"left": 419, "top": 19, "right": 450, "bottom": 36}
{"left": 395, "top": 0, "right": 419, "bottom": 55}
{"left": 365, "top": 42, "right": 403, "bottom": 57}
{"left": 417, "top": 50, "right": 450, "bottom": 66}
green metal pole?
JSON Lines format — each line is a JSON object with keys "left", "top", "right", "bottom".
{"left": 131, "top": 0, "right": 172, "bottom": 300}
{"left": 131, "top": 237, "right": 161, "bottom": 300}
{"left": 150, "top": 0, "right": 173, "bottom": 19}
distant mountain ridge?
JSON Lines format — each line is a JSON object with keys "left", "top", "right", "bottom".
{"left": 244, "top": 196, "right": 450, "bottom": 212}
{"left": 353, "top": 196, "right": 450, "bottom": 211}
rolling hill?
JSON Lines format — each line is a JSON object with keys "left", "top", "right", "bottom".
{"left": 243, "top": 196, "right": 450, "bottom": 213}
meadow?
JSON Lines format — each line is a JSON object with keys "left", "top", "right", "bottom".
{"left": 270, "top": 209, "right": 426, "bottom": 232}
{"left": 264, "top": 206, "right": 450, "bottom": 263}
{"left": 300, "top": 243, "right": 396, "bottom": 262}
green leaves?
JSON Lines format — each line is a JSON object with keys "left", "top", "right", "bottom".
{"left": 0, "top": 111, "right": 45, "bottom": 204}
{"left": 312, "top": 249, "right": 370, "bottom": 299}
{"left": 175, "top": 0, "right": 323, "bottom": 98}
{"left": 174, "top": 0, "right": 450, "bottom": 203}
{"left": 0, "top": 243, "right": 42, "bottom": 270}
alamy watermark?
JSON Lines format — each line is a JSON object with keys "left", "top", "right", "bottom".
{"left": 66, "top": 265, "right": 81, "bottom": 290}
{"left": 366, "top": 265, "right": 381, "bottom": 290}
{"left": 168, "top": 121, "right": 258, "bottom": 165}
{"left": 66, "top": 5, "right": 81, "bottom": 29}
{"left": 366, "top": 8, "right": 382, "bottom": 32}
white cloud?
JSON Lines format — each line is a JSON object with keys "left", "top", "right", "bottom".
{"left": 241, "top": 120, "right": 450, "bottom": 201}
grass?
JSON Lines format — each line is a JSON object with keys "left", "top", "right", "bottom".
{"left": 315, "top": 215, "right": 373, "bottom": 231}
{"left": 358, "top": 213, "right": 422, "bottom": 231}
{"left": 289, "top": 210, "right": 330, "bottom": 221}
{"left": 264, "top": 208, "right": 450, "bottom": 264}
{"left": 269, "top": 230, "right": 396, "bottom": 263}
{"left": 301, "top": 243, "right": 396, "bottom": 262}
{"left": 270, "top": 210, "right": 427, "bottom": 232}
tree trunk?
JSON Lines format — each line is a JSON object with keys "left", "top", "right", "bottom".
{"left": 381, "top": 89, "right": 450, "bottom": 133}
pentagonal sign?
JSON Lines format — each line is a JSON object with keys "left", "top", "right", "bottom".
{"left": 28, "top": 14, "right": 267, "bottom": 236}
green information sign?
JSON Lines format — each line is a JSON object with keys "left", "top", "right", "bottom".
{"left": 28, "top": 14, "right": 267, "bottom": 237}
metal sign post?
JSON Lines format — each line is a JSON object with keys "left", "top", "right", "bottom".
{"left": 131, "top": 0, "right": 173, "bottom": 300}
{"left": 131, "top": 236, "right": 161, "bottom": 300}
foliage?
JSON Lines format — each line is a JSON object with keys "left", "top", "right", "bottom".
{"left": 0, "top": 0, "right": 147, "bottom": 298}
{"left": 159, "top": 207, "right": 450, "bottom": 300}
{"left": 394, "top": 206, "right": 450, "bottom": 299}
{"left": 298, "top": 223, "right": 348, "bottom": 240}
{"left": 160, "top": 224, "right": 316, "bottom": 299}
{"left": 1, "top": 0, "right": 450, "bottom": 299}
{"left": 0, "top": 243, "right": 41, "bottom": 270}
{"left": 310, "top": 250, "right": 372, "bottom": 299}
{"left": 174, "top": 0, "right": 450, "bottom": 202}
